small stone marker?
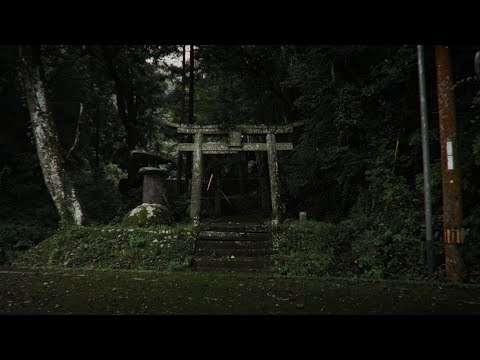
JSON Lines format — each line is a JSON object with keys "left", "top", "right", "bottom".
{"left": 299, "top": 211, "right": 307, "bottom": 222}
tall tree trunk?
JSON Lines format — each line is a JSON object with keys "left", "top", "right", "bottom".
{"left": 177, "top": 45, "right": 187, "bottom": 193}
{"left": 20, "top": 45, "right": 84, "bottom": 226}
{"left": 185, "top": 45, "right": 195, "bottom": 187}
{"left": 100, "top": 48, "right": 140, "bottom": 189}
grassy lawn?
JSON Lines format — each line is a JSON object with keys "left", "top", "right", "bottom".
{"left": 1, "top": 267, "right": 480, "bottom": 315}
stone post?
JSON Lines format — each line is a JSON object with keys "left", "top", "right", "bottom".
{"left": 299, "top": 211, "right": 307, "bottom": 222}
{"left": 139, "top": 167, "right": 168, "bottom": 204}
{"left": 266, "top": 133, "right": 283, "bottom": 225}
{"left": 190, "top": 133, "right": 203, "bottom": 227}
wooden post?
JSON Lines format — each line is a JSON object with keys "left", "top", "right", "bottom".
{"left": 266, "top": 133, "right": 283, "bottom": 225}
{"left": 299, "top": 211, "right": 307, "bottom": 222}
{"left": 190, "top": 133, "right": 203, "bottom": 227}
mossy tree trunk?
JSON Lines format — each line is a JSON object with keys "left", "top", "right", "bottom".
{"left": 20, "top": 45, "right": 84, "bottom": 226}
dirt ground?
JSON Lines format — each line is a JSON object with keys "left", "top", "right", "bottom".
{"left": 1, "top": 267, "right": 480, "bottom": 315}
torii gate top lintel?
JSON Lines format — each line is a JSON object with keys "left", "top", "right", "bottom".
{"left": 164, "top": 120, "right": 304, "bottom": 135}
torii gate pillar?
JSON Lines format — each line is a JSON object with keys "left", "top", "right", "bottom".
{"left": 190, "top": 133, "right": 203, "bottom": 227}
{"left": 266, "top": 133, "right": 283, "bottom": 226}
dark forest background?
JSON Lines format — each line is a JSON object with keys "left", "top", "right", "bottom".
{"left": 1, "top": 45, "right": 479, "bottom": 278}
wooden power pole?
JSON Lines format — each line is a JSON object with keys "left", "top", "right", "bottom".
{"left": 434, "top": 45, "right": 465, "bottom": 282}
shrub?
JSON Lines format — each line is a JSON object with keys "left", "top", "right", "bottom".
{"left": 0, "top": 221, "right": 56, "bottom": 265}
{"left": 273, "top": 220, "right": 336, "bottom": 276}
{"left": 274, "top": 166, "right": 426, "bottom": 280}
{"left": 348, "top": 164, "right": 425, "bottom": 279}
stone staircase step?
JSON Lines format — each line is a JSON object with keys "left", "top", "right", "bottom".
{"left": 192, "top": 256, "right": 272, "bottom": 272}
{"left": 202, "top": 225, "right": 270, "bottom": 233}
{"left": 195, "top": 247, "right": 273, "bottom": 257}
{"left": 192, "top": 222, "right": 273, "bottom": 272}
{"left": 195, "top": 239, "right": 272, "bottom": 250}
{"left": 197, "top": 231, "right": 271, "bottom": 241}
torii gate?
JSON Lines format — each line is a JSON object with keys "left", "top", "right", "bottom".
{"left": 167, "top": 121, "right": 304, "bottom": 227}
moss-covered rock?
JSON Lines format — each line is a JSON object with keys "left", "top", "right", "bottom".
{"left": 121, "top": 203, "right": 171, "bottom": 227}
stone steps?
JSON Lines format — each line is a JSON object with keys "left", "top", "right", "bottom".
{"left": 201, "top": 225, "right": 270, "bottom": 233}
{"left": 197, "top": 231, "right": 271, "bottom": 241}
{"left": 192, "top": 256, "right": 272, "bottom": 272}
{"left": 195, "top": 247, "right": 273, "bottom": 257}
{"left": 196, "top": 239, "right": 273, "bottom": 250}
{"left": 192, "top": 227, "right": 273, "bottom": 272}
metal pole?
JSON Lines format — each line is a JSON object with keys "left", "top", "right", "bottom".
{"left": 417, "top": 45, "right": 434, "bottom": 275}
{"left": 434, "top": 45, "right": 465, "bottom": 282}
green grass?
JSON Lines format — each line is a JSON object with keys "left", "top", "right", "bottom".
{"left": 14, "top": 225, "right": 196, "bottom": 271}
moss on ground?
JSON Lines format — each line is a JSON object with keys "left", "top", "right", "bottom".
{"left": 14, "top": 224, "right": 195, "bottom": 271}
{"left": 2, "top": 268, "right": 480, "bottom": 314}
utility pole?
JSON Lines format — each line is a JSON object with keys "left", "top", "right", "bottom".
{"left": 189, "top": 44, "right": 194, "bottom": 124}
{"left": 434, "top": 45, "right": 465, "bottom": 282}
{"left": 417, "top": 45, "right": 433, "bottom": 275}
{"left": 182, "top": 45, "right": 187, "bottom": 124}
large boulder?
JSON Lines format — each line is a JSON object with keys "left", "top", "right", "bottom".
{"left": 121, "top": 203, "right": 171, "bottom": 227}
